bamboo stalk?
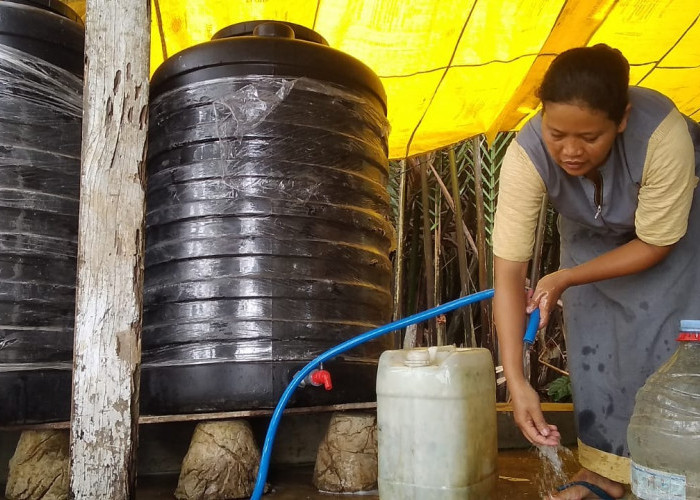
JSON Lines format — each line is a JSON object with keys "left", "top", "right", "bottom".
{"left": 406, "top": 199, "right": 421, "bottom": 316}
{"left": 453, "top": 142, "right": 479, "bottom": 347}
{"left": 528, "top": 194, "right": 550, "bottom": 383}
{"left": 434, "top": 183, "right": 443, "bottom": 345}
{"left": 392, "top": 160, "right": 408, "bottom": 348}
{"left": 537, "top": 356, "right": 570, "bottom": 377}
{"left": 419, "top": 154, "right": 435, "bottom": 345}
{"left": 472, "top": 136, "right": 491, "bottom": 350}
{"left": 428, "top": 162, "right": 478, "bottom": 256}
{"left": 447, "top": 148, "right": 470, "bottom": 296}
{"left": 447, "top": 147, "right": 473, "bottom": 348}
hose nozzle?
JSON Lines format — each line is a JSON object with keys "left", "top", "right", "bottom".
{"left": 523, "top": 308, "right": 540, "bottom": 347}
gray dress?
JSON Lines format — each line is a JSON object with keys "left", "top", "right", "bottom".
{"left": 516, "top": 87, "right": 700, "bottom": 458}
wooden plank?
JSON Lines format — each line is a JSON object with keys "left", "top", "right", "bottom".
{"left": 497, "top": 402, "right": 574, "bottom": 412}
{"left": 4, "top": 403, "right": 380, "bottom": 431}
{"left": 4, "top": 402, "right": 573, "bottom": 432}
{"left": 69, "top": 0, "right": 150, "bottom": 498}
{"left": 139, "top": 402, "right": 380, "bottom": 425}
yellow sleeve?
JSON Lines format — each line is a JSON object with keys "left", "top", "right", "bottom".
{"left": 636, "top": 109, "right": 699, "bottom": 246}
{"left": 492, "top": 140, "right": 546, "bottom": 262}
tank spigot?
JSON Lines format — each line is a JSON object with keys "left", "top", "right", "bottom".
{"left": 299, "top": 369, "right": 333, "bottom": 391}
{"left": 310, "top": 369, "right": 333, "bottom": 390}
{"left": 299, "top": 367, "right": 333, "bottom": 391}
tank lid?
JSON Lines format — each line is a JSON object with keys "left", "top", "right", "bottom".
{"left": 150, "top": 20, "right": 387, "bottom": 113}
{"left": 0, "top": 0, "right": 85, "bottom": 75}
{"left": 212, "top": 20, "right": 329, "bottom": 46}
{"left": 679, "top": 320, "right": 700, "bottom": 341}
{"left": 404, "top": 349, "right": 431, "bottom": 367}
{"left": 2, "top": 0, "right": 83, "bottom": 24}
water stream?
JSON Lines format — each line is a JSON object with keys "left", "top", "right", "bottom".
{"left": 536, "top": 445, "right": 576, "bottom": 498}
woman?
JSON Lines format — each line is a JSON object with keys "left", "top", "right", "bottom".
{"left": 493, "top": 44, "right": 700, "bottom": 499}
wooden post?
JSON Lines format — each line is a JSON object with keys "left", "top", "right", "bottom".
{"left": 69, "top": 0, "right": 150, "bottom": 498}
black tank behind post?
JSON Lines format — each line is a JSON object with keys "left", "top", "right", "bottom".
{"left": 0, "top": 0, "right": 84, "bottom": 425}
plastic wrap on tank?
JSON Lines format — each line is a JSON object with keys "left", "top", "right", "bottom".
{"left": 0, "top": 44, "right": 82, "bottom": 368}
{"left": 144, "top": 75, "right": 394, "bottom": 366}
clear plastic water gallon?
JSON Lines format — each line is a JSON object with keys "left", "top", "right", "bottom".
{"left": 376, "top": 346, "right": 497, "bottom": 499}
{"left": 628, "top": 320, "right": 700, "bottom": 500}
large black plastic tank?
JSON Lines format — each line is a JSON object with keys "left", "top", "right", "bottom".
{"left": 0, "top": 0, "right": 84, "bottom": 424}
{"left": 142, "top": 21, "right": 395, "bottom": 414}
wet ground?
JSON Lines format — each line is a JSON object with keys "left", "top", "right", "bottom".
{"left": 134, "top": 447, "right": 582, "bottom": 500}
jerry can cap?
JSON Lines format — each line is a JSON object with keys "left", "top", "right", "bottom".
{"left": 678, "top": 320, "right": 700, "bottom": 341}
{"left": 404, "top": 348, "right": 431, "bottom": 367}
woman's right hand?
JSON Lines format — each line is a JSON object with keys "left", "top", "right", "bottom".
{"left": 527, "top": 269, "right": 570, "bottom": 329}
{"left": 509, "top": 379, "right": 561, "bottom": 446}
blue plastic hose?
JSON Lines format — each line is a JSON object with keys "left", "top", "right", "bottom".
{"left": 250, "top": 288, "right": 539, "bottom": 499}
{"left": 523, "top": 308, "right": 541, "bottom": 345}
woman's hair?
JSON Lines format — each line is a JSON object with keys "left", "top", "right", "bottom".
{"left": 537, "top": 44, "right": 630, "bottom": 124}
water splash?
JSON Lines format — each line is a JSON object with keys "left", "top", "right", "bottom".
{"left": 535, "top": 445, "right": 575, "bottom": 498}
{"left": 523, "top": 348, "right": 531, "bottom": 381}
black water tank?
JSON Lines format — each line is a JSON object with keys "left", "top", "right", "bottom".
{"left": 0, "top": 0, "right": 84, "bottom": 424}
{"left": 142, "top": 21, "right": 394, "bottom": 415}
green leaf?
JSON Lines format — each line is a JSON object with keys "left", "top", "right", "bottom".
{"left": 547, "top": 375, "right": 572, "bottom": 402}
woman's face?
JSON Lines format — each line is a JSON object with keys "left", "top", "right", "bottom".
{"left": 541, "top": 101, "right": 629, "bottom": 179}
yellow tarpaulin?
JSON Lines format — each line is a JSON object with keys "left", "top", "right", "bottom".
{"left": 66, "top": 0, "right": 700, "bottom": 159}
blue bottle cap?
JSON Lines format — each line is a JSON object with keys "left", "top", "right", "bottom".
{"left": 680, "top": 320, "right": 700, "bottom": 332}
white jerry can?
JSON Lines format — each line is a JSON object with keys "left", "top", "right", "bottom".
{"left": 376, "top": 345, "right": 497, "bottom": 499}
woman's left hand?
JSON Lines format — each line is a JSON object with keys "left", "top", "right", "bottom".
{"left": 526, "top": 270, "right": 570, "bottom": 328}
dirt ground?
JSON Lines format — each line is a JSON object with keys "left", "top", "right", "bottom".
{"left": 133, "top": 446, "right": 582, "bottom": 500}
